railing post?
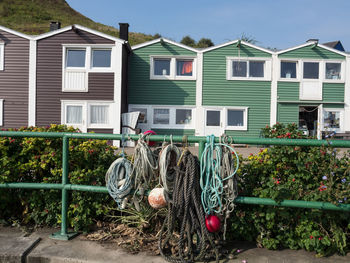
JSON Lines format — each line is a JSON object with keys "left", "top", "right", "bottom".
{"left": 50, "top": 135, "right": 78, "bottom": 240}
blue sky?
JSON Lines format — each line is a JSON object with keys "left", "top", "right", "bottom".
{"left": 66, "top": 0, "right": 350, "bottom": 50}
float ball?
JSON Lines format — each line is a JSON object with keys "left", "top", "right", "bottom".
{"left": 144, "top": 130, "right": 157, "bottom": 147}
{"left": 205, "top": 215, "right": 221, "bottom": 233}
{"left": 148, "top": 188, "right": 167, "bottom": 209}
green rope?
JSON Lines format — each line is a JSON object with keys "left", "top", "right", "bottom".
{"left": 200, "top": 135, "right": 239, "bottom": 215}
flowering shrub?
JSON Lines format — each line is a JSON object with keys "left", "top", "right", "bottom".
{"left": 0, "top": 125, "right": 118, "bottom": 231}
{"left": 228, "top": 123, "right": 350, "bottom": 256}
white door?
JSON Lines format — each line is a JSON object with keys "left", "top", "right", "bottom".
{"left": 204, "top": 108, "right": 224, "bottom": 136}
{"left": 317, "top": 104, "right": 323, "bottom": 140}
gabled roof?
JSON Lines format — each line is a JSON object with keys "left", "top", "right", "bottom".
{"left": 0, "top": 25, "right": 32, "bottom": 40}
{"left": 323, "top": 40, "right": 345, "bottom": 52}
{"left": 132, "top": 38, "right": 199, "bottom": 53}
{"left": 277, "top": 41, "right": 347, "bottom": 57}
{"left": 200, "top": 39, "right": 275, "bottom": 54}
{"left": 33, "top": 24, "right": 126, "bottom": 45}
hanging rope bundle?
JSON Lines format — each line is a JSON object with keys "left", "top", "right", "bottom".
{"left": 131, "top": 135, "right": 158, "bottom": 209}
{"left": 159, "top": 150, "right": 219, "bottom": 263}
{"left": 105, "top": 135, "right": 133, "bottom": 209}
{"left": 105, "top": 157, "right": 133, "bottom": 209}
{"left": 159, "top": 139, "right": 181, "bottom": 196}
{"left": 200, "top": 135, "right": 239, "bottom": 238}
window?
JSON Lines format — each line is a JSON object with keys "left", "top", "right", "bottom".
{"left": 325, "top": 62, "right": 341, "bottom": 80}
{"left": 153, "top": 109, "right": 170, "bottom": 124}
{"left": 281, "top": 61, "right": 297, "bottom": 79}
{"left": 90, "top": 105, "right": 109, "bottom": 124}
{"left": 227, "top": 109, "right": 244, "bottom": 127}
{"left": 129, "top": 105, "right": 195, "bottom": 129}
{"left": 303, "top": 62, "right": 319, "bottom": 79}
{"left": 66, "top": 105, "right": 83, "bottom": 124}
{"left": 66, "top": 49, "right": 86, "bottom": 68}
{"left": 92, "top": 49, "right": 111, "bottom": 68}
{"left": 154, "top": 59, "right": 171, "bottom": 76}
{"left": 206, "top": 110, "right": 221, "bottom": 126}
{"left": 0, "top": 99, "right": 3, "bottom": 126}
{"left": 323, "top": 109, "right": 344, "bottom": 131}
{"left": 227, "top": 57, "right": 271, "bottom": 80}
{"left": 150, "top": 57, "right": 196, "bottom": 80}
{"left": 176, "top": 109, "right": 192, "bottom": 125}
{"left": 62, "top": 100, "right": 113, "bottom": 131}
{"left": 63, "top": 46, "right": 113, "bottom": 92}
{"left": 176, "top": 60, "right": 193, "bottom": 76}
{"left": 0, "top": 43, "right": 4, "bottom": 71}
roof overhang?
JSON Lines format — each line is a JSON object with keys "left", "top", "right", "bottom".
{"left": 132, "top": 38, "right": 199, "bottom": 53}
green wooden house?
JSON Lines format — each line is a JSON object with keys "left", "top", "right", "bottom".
{"left": 128, "top": 38, "right": 349, "bottom": 139}
{"left": 275, "top": 40, "right": 348, "bottom": 138}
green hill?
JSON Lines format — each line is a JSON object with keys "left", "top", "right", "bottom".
{"left": 0, "top": 0, "right": 156, "bottom": 45}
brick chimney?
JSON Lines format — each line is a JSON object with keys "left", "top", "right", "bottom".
{"left": 50, "top": 21, "right": 61, "bottom": 31}
{"left": 119, "top": 23, "right": 129, "bottom": 41}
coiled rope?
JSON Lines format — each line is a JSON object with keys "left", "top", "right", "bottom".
{"left": 200, "top": 135, "right": 239, "bottom": 238}
{"left": 159, "top": 137, "right": 181, "bottom": 198}
{"left": 105, "top": 135, "right": 133, "bottom": 209}
{"left": 159, "top": 150, "right": 219, "bottom": 263}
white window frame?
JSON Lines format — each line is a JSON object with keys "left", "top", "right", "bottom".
{"left": 224, "top": 107, "right": 248, "bottom": 131}
{"left": 322, "top": 108, "right": 344, "bottom": 132}
{"left": 0, "top": 99, "right": 3, "bottom": 126}
{"left": 88, "top": 102, "right": 113, "bottom": 128}
{"left": 226, "top": 57, "right": 272, "bottom": 81}
{"left": 62, "top": 45, "right": 115, "bottom": 92}
{"left": 150, "top": 56, "right": 197, "bottom": 80}
{"left": 0, "top": 43, "right": 4, "bottom": 71}
{"left": 279, "top": 60, "right": 299, "bottom": 81}
{"left": 129, "top": 104, "right": 196, "bottom": 129}
{"left": 61, "top": 100, "right": 114, "bottom": 131}
{"left": 323, "top": 60, "right": 345, "bottom": 83}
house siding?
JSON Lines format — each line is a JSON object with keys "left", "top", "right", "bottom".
{"left": 151, "top": 129, "right": 195, "bottom": 136}
{"left": 128, "top": 42, "right": 196, "bottom": 105}
{"left": 323, "top": 83, "right": 344, "bottom": 102}
{"left": 202, "top": 43, "right": 272, "bottom": 137}
{"left": 279, "top": 45, "right": 345, "bottom": 59}
{"left": 0, "top": 30, "right": 29, "bottom": 129}
{"left": 36, "top": 29, "right": 115, "bottom": 127}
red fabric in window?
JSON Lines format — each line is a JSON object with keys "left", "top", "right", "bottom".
{"left": 182, "top": 61, "right": 193, "bottom": 74}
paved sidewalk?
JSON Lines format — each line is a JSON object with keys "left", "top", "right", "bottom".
{"left": 1, "top": 226, "right": 350, "bottom": 263}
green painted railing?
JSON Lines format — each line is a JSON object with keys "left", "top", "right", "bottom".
{"left": 1, "top": 131, "right": 350, "bottom": 240}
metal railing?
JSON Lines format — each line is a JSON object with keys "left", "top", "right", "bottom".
{"left": 1, "top": 131, "right": 350, "bottom": 240}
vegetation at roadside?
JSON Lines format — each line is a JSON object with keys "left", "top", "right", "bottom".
{"left": 1, "top": 123, "right": 350, "bottom": 256}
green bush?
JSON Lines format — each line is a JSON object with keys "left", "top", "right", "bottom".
{"left": 0, "top": 124, "right": 118, "bottom": 231}
{"left": 228, "top": 123, "right": 350, "bottom": 256}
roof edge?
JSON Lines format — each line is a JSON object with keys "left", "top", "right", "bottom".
{"left": 132, "top": 38, "right": 199, "bottom": 53}
{"left": 0, "top": 25, "right": 32, "bottom": 40}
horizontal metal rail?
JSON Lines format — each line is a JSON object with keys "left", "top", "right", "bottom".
{"left": 0, "top": 131, "right": 350, "bottom": 240}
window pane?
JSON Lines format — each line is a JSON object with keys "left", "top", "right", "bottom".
{"left": 177, "top": 60, "right": 193, "bottom": 76}
{"left": 153, "top": 109, "right": 169, "bottom": 124}
{"left": 67, "top": 106, "right": 82, "bottom": 124}
{"left": 206, "top": 110, "right": 220, "bottom": 126}
{"left": 176, "top": 109, "right": 192, "bottom": 125}
{"left": 232, "top": 61, "right": 247, "bottom": 77}
{"left": 281, "top": 62, "right": 297, "bottom": 78}
{"left": 326, "top": 63, "right": 341, "bottom": 79}
{"left": 324, "top": 111, "right": 340, "bottom": 129}
{"left": 67, "top": 50, "right": 86, "bottom": 67}
{"left": 90, "top": 105, "right": 109, "bottom": 124}
{"left": 154, "top": 59, "right": 170, "bottom": 76}
{"left": 249, "top": 61, "right": 264, "bottom": 77}
{"left": 92, "top": 50, "right": 111, "bottom": 67}
{"left": 303, "top": 62, "right": 319, "bottom": 79}
{"left": 131, "top": 108, "right": 147, "bottom": 124}
{"left": 227, "top": 110, "right": 244, "bottom": 126}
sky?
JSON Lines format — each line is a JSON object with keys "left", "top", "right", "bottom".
{"left": 66, "top": 0, "right": 350, "bottom": 51}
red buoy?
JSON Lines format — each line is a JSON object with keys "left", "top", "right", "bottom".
{"left": 205, "top": 215, "right": 221, "bottom": 233}
{"left": 144, "top": 130, "right": 156, "bottom": 147}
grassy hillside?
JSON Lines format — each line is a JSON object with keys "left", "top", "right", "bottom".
{"left": 0, "top": 0, "right": 156, "bottom": 45}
